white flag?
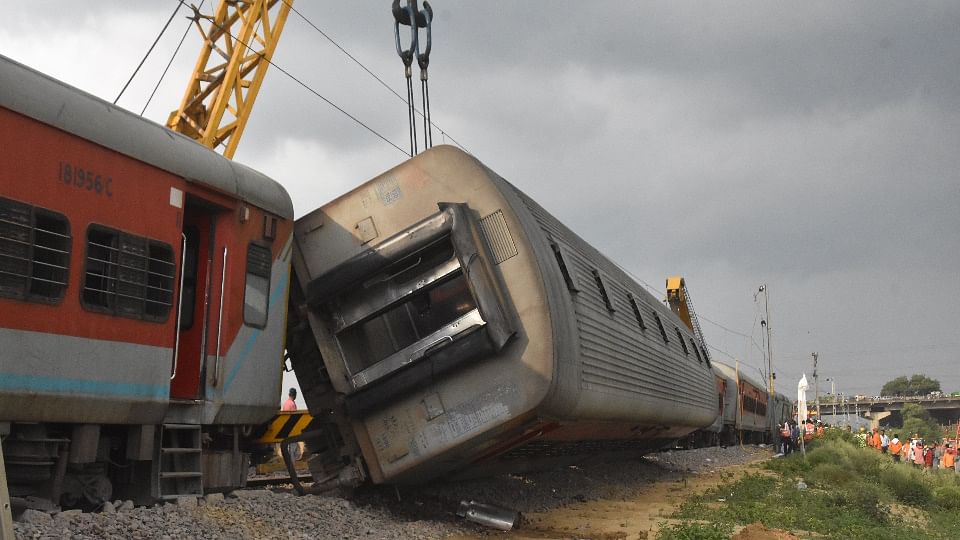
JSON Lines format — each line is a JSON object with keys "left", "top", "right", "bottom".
{"left": 797, "top": 374, "right": 809, "bottom": 423}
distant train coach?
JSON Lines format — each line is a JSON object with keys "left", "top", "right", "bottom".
{"left": 287, "top": 146, "right": 719, "bottom": 486}
{"left": 0, "top": 55, "right": 293, "bottom": 506}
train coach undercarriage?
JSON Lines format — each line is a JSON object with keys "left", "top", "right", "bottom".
{"left": 1, "top": 419, "right": 257, "bottom": 511}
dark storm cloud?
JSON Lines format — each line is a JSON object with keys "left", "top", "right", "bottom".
{"left": 4, "top": 1, "right": 958, "bottom": 396}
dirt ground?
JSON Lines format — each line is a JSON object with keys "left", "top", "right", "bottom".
{"left": 447, "top": 451, "right": 773, "bottom": 540}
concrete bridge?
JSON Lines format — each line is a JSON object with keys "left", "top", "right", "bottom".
{"left": 816, "top": 395, "right": 960, "bottom": 430}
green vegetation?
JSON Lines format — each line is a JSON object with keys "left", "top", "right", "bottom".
{"left": 667, "top": 438, "right": 960, "bottom": 539}
{"left": 899, "top": 403, "right": 946, "bottom": 442}
{"left": 881, "top": 374, "right": 941, "bottom": 397}
{"left": 657, "top": 521, "right": 732, "bottom": 540}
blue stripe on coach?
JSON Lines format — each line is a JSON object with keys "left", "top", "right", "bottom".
{"left": 223, "top": 267, "right": 289, "bottom": 393}
{"left": 0, "top": 373, "right": 168, "bottom": 399}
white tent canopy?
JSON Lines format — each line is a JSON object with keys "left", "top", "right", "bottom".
{"left": 797, "top": 374, "right": 809, "bottom": 424}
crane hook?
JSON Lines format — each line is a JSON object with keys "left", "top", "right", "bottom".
{"left": 392, "top": 0, "right": 418, "bottom": 71}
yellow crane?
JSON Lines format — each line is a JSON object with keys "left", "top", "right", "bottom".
{"left": 167, "top": 0, "right": 293, "bottom": 158}
{"left": 665, "top": 276, "right": 712, "bottom": 365}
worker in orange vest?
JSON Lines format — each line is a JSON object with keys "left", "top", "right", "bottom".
{"left": 871, "top": 428, "right": 882, "bottom": 451}
{"left": 889, "top": 434, "right": 903, "bottom": 463}
{"left": 943, "top": 443, "right": 956, "bottom": 471}
{"left": 803, "top": 419, "right": 815, "bottom": 442}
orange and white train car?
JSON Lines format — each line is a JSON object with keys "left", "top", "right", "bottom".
{"left": 0, "top": 55, "right": 293, "bottom": 506}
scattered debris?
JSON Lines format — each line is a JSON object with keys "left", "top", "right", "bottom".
{"left": 456, "top": 500, "right": 519, "bottom": 531}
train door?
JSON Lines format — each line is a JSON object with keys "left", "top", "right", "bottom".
{"left": 171, "top": 199, "right": 221, "bottom": 399}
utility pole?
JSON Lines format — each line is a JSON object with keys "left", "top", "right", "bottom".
{"left": 757, "top": 285, "right": 774, "bottom": 395}
{"left": 813, "top": 352, "right": 820, "bottom": 419}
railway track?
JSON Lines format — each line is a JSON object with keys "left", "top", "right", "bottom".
{"left": 245, "top": 473, "right": 313, "bottom": 489}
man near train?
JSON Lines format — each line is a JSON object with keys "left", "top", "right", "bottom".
{"left": 283, "top": 387, "right": 298, "bottom": 411}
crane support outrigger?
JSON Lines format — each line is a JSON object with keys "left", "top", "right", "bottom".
{"left": 167, "top": 0, "right": 293, "bottom": 158}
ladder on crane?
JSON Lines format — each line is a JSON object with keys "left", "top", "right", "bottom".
{"left": 665, "top": 276, "right": 712, "bottom": 365}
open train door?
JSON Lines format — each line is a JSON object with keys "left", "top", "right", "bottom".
{"left": 170, "top": 196, "right": 224, "bottom": 400}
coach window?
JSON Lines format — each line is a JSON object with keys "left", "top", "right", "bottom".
{"left": 550, "top": 242, "right": 578, "bottom": 293}
{"left": 243, "top": 243, "right": 272, "bottom": 328}
{"left": 627, "top": 293, "right": 646, "bottom": 331}
{"left": 592, "top": 269, "right": 615, "bottom": 313}
{"left": 0, "top": 197, "right": 71, "bottom": 304}
{"left": 675, "top": 328, "right": 689, "bottom": 355}
{"left": 654, "top": 312, "right": 669, "bottom": 344}
{"left": 82, "top": 225, "right": 174, "bottom": 321}
{"left": 691, "top": 339, "right": 703, "bottom": 363}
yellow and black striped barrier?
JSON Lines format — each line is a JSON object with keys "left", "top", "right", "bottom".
{"left": 254, "top": 410, "right": 320, "bottom": 444}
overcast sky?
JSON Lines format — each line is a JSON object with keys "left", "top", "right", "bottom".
{"left": 4, "top": 1, "right": 958, "bottom": 398}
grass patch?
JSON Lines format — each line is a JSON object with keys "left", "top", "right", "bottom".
{"left": 881, "top": 465, "right": 932, "bottom": 506}
{"left": 667, "top": 438, "right": 960, "bottom": 539}
{"left": 657, "top": 521, "right": 732, "bottom": 540}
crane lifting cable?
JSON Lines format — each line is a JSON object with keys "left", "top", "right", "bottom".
{"left": 393, "top": 0, "right": 433, "bottom": 156}
{"left": 416, "top": 1, "right": 434, "bottom": 149}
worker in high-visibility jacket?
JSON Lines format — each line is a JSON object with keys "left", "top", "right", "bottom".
{"left": 871, "top": 428, "right": 882, "bottom": 451}
{"left": 943, "top": 443, "right": 956, "bottom": 471}
{"left": 803, "top": 420, "right": 815, "bottom": 442}
{"left": 855, "top": 427, "right": 868, "bottom": 448}
{"left": 889, "top": 435, "right": 903, "bottom": 463}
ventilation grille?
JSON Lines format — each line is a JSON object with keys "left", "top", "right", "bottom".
{"left": 479, "top": 210, "right": 518, "bottom": 265}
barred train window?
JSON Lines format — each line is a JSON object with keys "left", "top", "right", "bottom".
{"left": 0, "top": 197, "right": 71, "bottom": 303}
{"left": 82, "top": 225, "right": 174, "bottom": 321}
{"left": 244, "top": 243, "right": 272, "bottom": 328}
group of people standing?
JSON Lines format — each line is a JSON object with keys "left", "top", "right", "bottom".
{"left": 778, "top": 419, "right": 822, "bottom": 455}
{"left": 857, "top": 426, "right": 958, "bottom": 472}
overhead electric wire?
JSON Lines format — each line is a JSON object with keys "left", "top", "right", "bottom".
{"left": 173, "top": 0, "right": 407, "bottom": 155}
{"left": 115, "top": 2, "right": 184, "bottom": 105}
{"left": 280, "top": 0, "right": 470, "bottom": 154}
{"left": 141, "top": 0, "right": 207, "bottom": 116}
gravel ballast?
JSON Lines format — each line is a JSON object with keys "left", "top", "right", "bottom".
{"left": 13, "top": 445, "right": 769, "bottom": 539}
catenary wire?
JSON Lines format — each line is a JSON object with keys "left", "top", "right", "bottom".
{"left": 141, "top": 0, "right": 207, "bottom": 116}
{"left": 174, "top": 0, "right": 407, "bottom": 155}
{"left": 115, "top": 1, "right": 184, "bottom": 104}
{"left": 280, "top": 0, "right": 470, "bottom": 154}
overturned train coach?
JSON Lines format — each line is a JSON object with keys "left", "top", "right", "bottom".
{"left": 0, "top": 55, "right": 293, "bottom": 506}
{"left": 287, "top": 146, "right": 720, "bottom": 486}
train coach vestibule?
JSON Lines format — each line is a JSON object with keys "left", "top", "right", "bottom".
{"left": 304, "top": 203, "right": 518, "bottom": 401}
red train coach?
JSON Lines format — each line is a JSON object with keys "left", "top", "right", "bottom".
{"left": 0, "top": 55, "right": 293, "bottom": 506}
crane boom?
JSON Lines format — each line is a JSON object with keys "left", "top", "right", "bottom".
{"left": 666, "top": 276, "right": 712, "bottom": 364}
{"left": 167, "top": 0, "right": 293, "bottom": 158}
